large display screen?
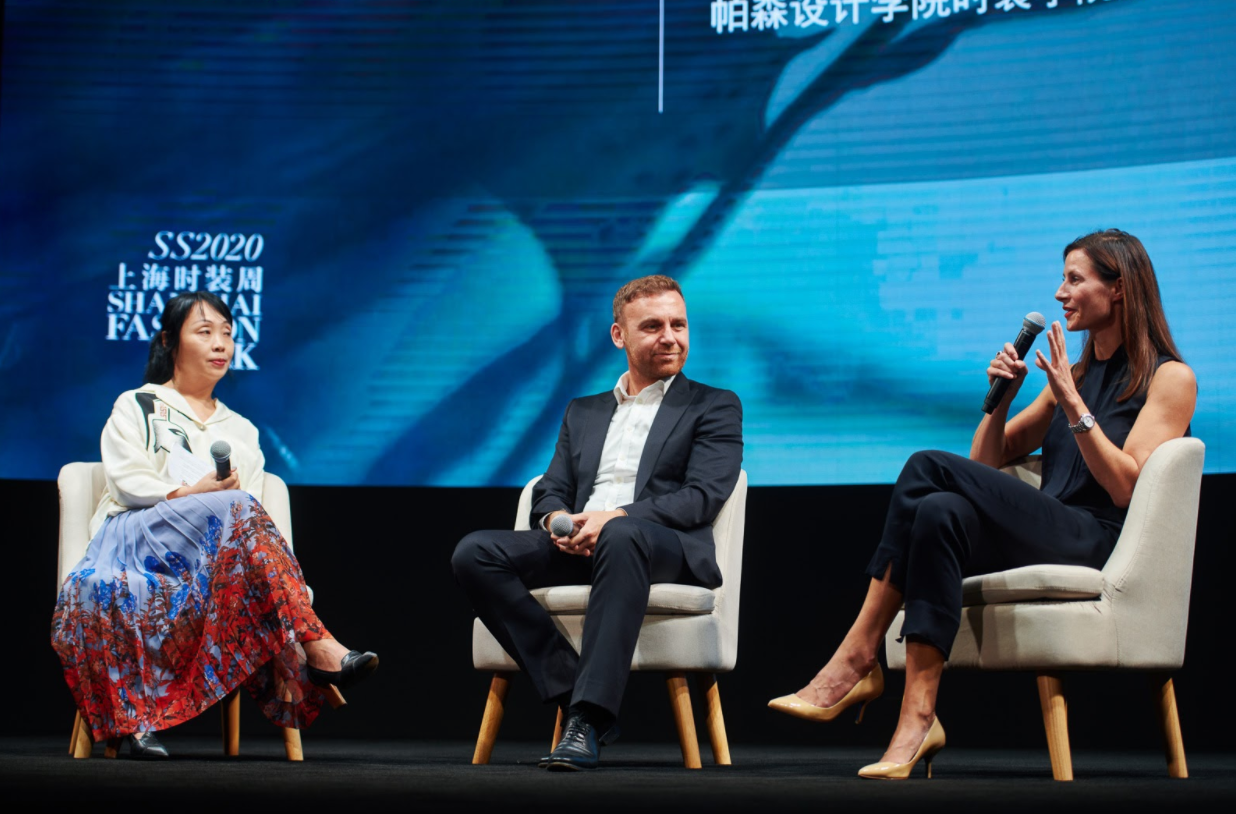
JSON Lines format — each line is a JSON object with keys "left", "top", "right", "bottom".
{"left": 2, "top": 0, "right": 1232, "bottom": 486}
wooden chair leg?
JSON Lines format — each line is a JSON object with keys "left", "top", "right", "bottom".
{"left": 70, "top": 712, "right": 82, "bottom": 756}
{"left": 695, "top": 673, "right": 731, "bottom": 766}
{"left": 472, "top": 672, "right": 511, "bottom": 765}
{"left": 1150, "top": 674, "right": 1188, "bottom": 779}
{"left": 551, "top": 706, "right": 564, "bottom": 752}
{"left": 71, "top": 712, "right": 93, "bottom": 759}
{"left": 1036, "top": 672, "right": 1074, "bottom": 781}
{"left": 322, "top": 684, "right": 347, "bottom": 709}
{"left": 221, "top": 688, "right": 241, "bottom": 756}
{"left": 281, "top": 727, "right": 304, "bottom": 762}
{"left": 666, "top": 671, "right": 702, "bottom": 770}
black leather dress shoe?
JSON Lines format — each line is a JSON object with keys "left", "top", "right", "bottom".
{"left": 543, "top": 712, "right": 600, "bottom": 771}
{"left": 308, "top": 650, "right": 379, "bottom": 690}
{"left": 128, "top": 732, "right": 169, "bottom": 759}
{"left": 539, "top": 714, "right": 621, "bottom": 768}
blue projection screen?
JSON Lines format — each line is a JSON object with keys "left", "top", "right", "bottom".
{"left": 1, "top": 0, "right": 1233, "bottom": 486}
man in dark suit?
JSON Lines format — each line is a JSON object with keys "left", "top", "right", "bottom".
{"left": 452, "top": 275, "right": 743, "bottom": 771}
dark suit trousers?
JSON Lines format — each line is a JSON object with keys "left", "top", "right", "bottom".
{"left": 866, "top": 450, "right": 1119, "bottom": 658}
{"left": 452, "top": 516, "right": 696, "bottom": 719}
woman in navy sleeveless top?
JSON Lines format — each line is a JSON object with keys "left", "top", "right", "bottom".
{"left": 768, "top": 230, "right": 1197, "bottom": 779}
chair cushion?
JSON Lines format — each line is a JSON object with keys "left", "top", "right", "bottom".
{"left": 961, "top": 564, "right": 1105, "bottom": 606}
{"left": 530, "top": 583, "right": 716, "bottom": 615}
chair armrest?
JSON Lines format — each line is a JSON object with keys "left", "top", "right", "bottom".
{"left": 515, "top": 476, "right": 542, "bottom": 531}
{"left": 262, "top": 472, "right": 294, "bottom": 551}
{"left": 57, "top": 462, "right": 105, "bottom": 591}
{"left": 1000, "top": 455, "right": 1042, "bottom": 489}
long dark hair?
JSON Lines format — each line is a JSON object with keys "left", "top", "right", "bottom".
{"left": 143, "top": 292, "right": 234, "bottom": 384}
{"left": 1065, "top": 229, "right": 1183, "bottom": 402}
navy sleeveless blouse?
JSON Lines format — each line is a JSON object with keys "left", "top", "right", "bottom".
{"left": 1039, "top": 345, "right": 1187, "bottom": 537}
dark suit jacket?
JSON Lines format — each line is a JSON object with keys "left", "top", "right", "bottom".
{"left": 530, "top": 374, "right": 743, "bottom": 588}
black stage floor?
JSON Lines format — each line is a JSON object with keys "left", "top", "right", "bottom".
{"left": 3, "top": 737, "right": 1233, "bottom": 812}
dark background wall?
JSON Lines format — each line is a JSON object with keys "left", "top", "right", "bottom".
{"left": 8, "top": 473, "right": 1232, "bottom": 755}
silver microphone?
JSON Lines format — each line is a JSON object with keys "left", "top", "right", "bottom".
{"left": 549, "top": 513, "right": 574, "bottom": 537}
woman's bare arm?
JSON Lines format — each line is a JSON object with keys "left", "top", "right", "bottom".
{"left": 971, "top": 384, "right": 1056, "bottom": 467}
{"left": 970, "top": 340, "right": 1056, "bottom": 467}
{"left": 1035, "top": 322, "right": 1196, "bottom": 508}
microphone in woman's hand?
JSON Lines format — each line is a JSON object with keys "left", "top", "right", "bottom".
{"left": 210, "top": 440, "right": 232, "bottom": 480}
{"left": 550, "top": 513, "right": 575, "bottom": 538}
{"left": 982, "top": 312, "right": 1047, "bottom": 414}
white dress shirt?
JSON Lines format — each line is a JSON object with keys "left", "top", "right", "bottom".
{"left": 583, "top": 373, "right": 676, "bottom": 512}
{"left": 541, "top": 372, "right": 676, "bottom": 529}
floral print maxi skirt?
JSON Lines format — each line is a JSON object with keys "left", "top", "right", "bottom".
{"left": 51, "top": 490, "right": 330, "bottom": 741}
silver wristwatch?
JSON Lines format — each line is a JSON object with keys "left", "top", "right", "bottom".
{"left": 1069, "top": 413, "right": 1096, "bottom": 434}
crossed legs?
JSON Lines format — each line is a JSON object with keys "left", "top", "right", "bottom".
{"left": 452, "top": 516, "right": 693, "bottom": 720}
{"left": 796, "top": 449, "right": 1114, "bottom": 764}
{"left": 796, "top": 566, "right": 942, "bottom": 763}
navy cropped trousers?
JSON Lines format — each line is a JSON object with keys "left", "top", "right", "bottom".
{"left": 866, "top": 450, "right": 1119, "bottom": 657}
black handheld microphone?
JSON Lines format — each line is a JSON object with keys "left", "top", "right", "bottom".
{"left": 982, "top": 312, "right": 1047, "bottom": 414}
{"left": 210, "top": 440, "right": 232, "bottom": 480}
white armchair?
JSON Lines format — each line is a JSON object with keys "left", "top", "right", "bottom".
{"left": 884, "top": 437, "right": 1205, "bottom": 780}
{"left": 470, "top": 470, "right": 748, "bottom": 768}
{"left": 57, "top": 462, "right": 307, "bottom": 761}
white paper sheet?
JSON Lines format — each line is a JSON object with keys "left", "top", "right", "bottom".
{"left": 168, "top": 444, "right": 214, "bottom": 487}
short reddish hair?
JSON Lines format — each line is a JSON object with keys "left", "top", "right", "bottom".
{"left": 612, "top": 275, "right": 683, "bottom": 324}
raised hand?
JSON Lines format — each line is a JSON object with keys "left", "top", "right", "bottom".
{"left": 1034, "top": 321, "right": 1082, "bottom": 411}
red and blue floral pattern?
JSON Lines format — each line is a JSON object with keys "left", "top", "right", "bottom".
{"left": 51, "top": 491, "right": 329, "bottom": 741}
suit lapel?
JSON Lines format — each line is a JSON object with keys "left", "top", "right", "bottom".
{"left": 635, "top": 375, "right": 691, "bottom": 498}
{"left": 574, "top": 393, "right": 618, "bottom": 511}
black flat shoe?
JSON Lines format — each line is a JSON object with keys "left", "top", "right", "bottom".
{"left": 308, "top": 650, "right": 379, "bottom": 690}
{"left": 128, "top": 732, "right": 169, "bottom": 760}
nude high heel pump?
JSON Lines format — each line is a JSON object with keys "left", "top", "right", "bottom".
{"left": 857, "top": 716, "right": 946, "bottom": 780}
{"left": 767, "top": 663, "right": 885, "bottom": 723}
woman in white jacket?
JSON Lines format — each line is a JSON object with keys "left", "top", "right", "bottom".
{"left": 51, "top": 292, "right": 377, "bottom": 758}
